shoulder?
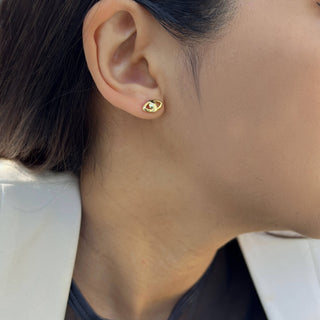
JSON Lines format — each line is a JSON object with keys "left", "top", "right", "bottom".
{"left": 0, "top": 160, "right": 81, "bottom": 320}
{"left": 0, "top": 158, "right": 76, "bottom": 184}
{"left": 0, "top": 159, "right": 80, "bottom": 213}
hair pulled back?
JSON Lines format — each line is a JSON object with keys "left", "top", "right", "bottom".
{"left": 0, "top": 0, "right": 236, "bottom": 176}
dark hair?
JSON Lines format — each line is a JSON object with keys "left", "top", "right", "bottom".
{"left": 0, "top": 0, "right": 237, "bottom": 176}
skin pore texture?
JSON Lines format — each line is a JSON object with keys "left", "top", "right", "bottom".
{"left": 74, "top": 0, "right": 320, "bottom": 319}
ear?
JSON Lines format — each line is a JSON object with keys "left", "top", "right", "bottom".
{"left": 82, "top": 0, "right": 167, "bottom": 119}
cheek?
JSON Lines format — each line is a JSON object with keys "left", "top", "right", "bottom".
{"left": 197, "top": 26, "right": 320, "bottom": 236}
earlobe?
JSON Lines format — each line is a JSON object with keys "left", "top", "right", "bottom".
{"left": 82, "top": 0, "right": 164, "bottom": 119}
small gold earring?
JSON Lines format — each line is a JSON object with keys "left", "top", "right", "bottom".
{"left": 142, "top": 99, "right": 163, "bottom": 113}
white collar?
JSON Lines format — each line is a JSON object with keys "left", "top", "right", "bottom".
{"left": 0, "top": 160, "right": 81, "bottom": 319}
{"left": 237, "top": 231, "right": 320, "bottom": 319}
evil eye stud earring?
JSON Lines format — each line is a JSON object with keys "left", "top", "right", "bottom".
{"left": 142, "top": 99, "right": 164, "bottom": 113}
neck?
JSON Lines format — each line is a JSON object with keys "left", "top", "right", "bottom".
{"left": 72, "top": 101, "right": 245, "bottom": 320}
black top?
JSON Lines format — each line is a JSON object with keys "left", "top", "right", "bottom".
{"left": 64, "top": 238, "right": 268, "bottom": 320}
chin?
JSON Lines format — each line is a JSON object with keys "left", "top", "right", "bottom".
{"left": 286, "top": 227, "right": 320, "bottom": 240}
{"left": 264, "top": 230, "right": 308, "bottom": 239}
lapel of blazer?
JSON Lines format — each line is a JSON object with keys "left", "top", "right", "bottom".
{"left": 0, "top": 160, "right": 81, "bottom": 320}
{"left": 237, "top": 231, "right": 320, "bottom": 320}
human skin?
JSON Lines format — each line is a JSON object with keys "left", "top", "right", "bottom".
{"left": 73, "top": 0, "right": 320, "bottom": 319}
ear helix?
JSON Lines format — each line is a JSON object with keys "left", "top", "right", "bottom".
{"left": 142, "top": 99, "right": 164, "bottom": 113}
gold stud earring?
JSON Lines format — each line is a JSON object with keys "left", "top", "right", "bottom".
{"left": 142, "top": 99, "right": 163, "bottom": 113}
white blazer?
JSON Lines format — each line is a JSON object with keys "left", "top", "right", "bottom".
{"left": 0, "top": 159, "right": 320, "bottom": 320}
